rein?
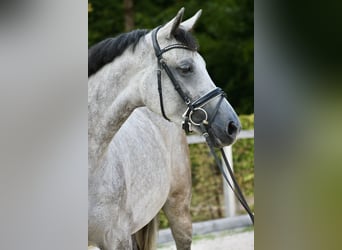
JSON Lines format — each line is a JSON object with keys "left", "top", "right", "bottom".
{"left": 200, "top": 123, "right": 255, "bottom": 224}
{"left": 152, "top": 26, "right": 254, "bottom": 224}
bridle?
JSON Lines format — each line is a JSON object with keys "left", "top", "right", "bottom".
{"left": 152, "top": 26, "right": 254, "bottom": 224}
{"left": 152, "top": 26, "right": 225, "bottom": 133}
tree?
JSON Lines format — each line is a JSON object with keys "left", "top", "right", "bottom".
{"left": 123, "top": 0, "right": 134, "bottom": 31}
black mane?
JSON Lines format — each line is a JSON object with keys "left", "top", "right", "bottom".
{"left": 88, "top": 29, "right": 149, "bottom": 77}
{"left": 88, "top": 28, "right": 198, "bottom": 77}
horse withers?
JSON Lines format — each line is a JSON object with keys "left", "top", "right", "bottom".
{"left": 88, "top": 8, "right": 241, "bottom": 250}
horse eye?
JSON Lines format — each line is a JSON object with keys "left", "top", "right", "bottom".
{"left": 178, "top": 65, "right": 193, "bottom": 74}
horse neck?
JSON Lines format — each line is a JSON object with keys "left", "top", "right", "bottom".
{"left": 88, "top": 48, "right": 150, "bottom": 162}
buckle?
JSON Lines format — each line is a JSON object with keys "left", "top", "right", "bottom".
{"left": 182, "top": 121, "right": 192, "bottom": 133}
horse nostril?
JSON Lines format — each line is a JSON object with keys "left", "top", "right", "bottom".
{"left": 227, "top": 121, "right": 238, "bottom": 136}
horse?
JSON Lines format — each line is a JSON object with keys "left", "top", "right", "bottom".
{"left": 88, "top": 8, "right": 241, "bottom": 250}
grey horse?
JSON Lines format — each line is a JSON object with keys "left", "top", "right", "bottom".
{"left": 88, "top": 8, "right": 240, "bottom": 250}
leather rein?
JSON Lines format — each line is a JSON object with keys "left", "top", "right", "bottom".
{"left": 152, "top": 26, "right": 254, "bottom": 224}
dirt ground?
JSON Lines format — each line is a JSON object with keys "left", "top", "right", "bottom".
{"left": 158, "top": 228, "right": 254, "bottom": 250}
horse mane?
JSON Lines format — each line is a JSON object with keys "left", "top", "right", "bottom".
{"left": 88, "top": 28, "right": 198, "bottom": 77}
{"left": 88, "top": 29, "right": 149, "bottom": 77}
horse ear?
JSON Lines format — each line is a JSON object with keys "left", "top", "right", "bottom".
{"left": 180, "top": 9, "right": 202, "bottom": 31}
{"left": 159, "top": 7, "right": 184, "bottom": 39}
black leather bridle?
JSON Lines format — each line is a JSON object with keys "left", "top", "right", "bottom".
{"left": 152, "top": 26, "right": 225, "bottom": 133}
{"left": 151, "top": 26, "right": 254, "bottom": 224}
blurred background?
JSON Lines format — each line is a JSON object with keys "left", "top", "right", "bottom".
{"left": 1, "top": 0, "right": 341, "bottom": 249}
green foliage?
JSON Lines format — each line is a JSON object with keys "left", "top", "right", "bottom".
{"left": 158, "top": 210, "right": 169, "bottom": 229}
{"left": 189, "top": 143, "right": 223, "bottom": 221}
{"left": 88, "top": 0, "right": 254, "bottom": 114}
{"left": 233, "top": 114, "right": 254, "bottom": 197}
{"left": 88, "top": 0, "right": 124, "bottom": 46}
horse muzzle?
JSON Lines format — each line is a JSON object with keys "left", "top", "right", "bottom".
{"left": 182, "top": 88, "right": 241, "bottom": 148}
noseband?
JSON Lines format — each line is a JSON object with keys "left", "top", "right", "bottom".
{"left": 152, "top": 26, "right": 225, "bottom": 133}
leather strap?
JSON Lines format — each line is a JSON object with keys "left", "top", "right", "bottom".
{"left": 200, "top": 123, "right": 255, "bottom": 224}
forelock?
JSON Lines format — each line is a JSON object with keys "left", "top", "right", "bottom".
{"left": 173, "top": 28, "right": 198, "bottom": 51}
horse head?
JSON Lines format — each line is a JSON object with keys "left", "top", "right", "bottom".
{"left": 141, "top": 8, "right": 241, "bottom": 147}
